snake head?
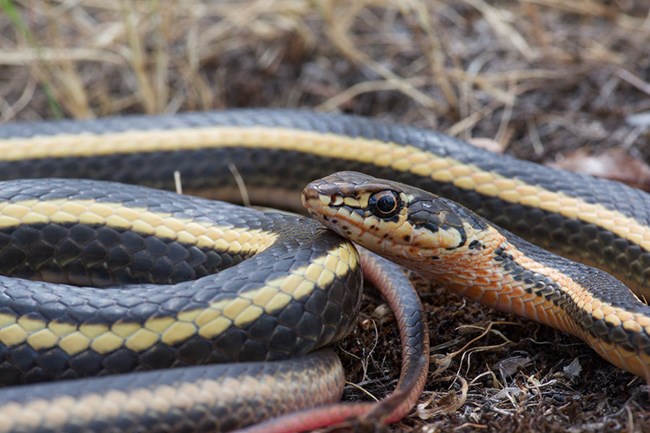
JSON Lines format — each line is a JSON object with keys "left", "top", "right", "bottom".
{"left": 302, "top": 171, "right": 488, "bottom": 270}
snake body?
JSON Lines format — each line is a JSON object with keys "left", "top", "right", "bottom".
{"left": 2, "top": 110, "right": 648, "bottom": 297}
{"left": 0, "top": 178, "right": 363, "bottom": 382}
{"left": 0, "top": 179, "right": 366, "bottom": 432}
{"left": 303, "top": 171, "right": 650, "bottom": 377}
{"left": 0, "top": 109, "right": 649, "bottom": 430}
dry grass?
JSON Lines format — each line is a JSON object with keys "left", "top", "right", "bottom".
{"left": 1, "top": 1, "right": 650, "bottom": 432}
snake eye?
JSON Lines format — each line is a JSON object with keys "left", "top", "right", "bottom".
{"left": 368, "top": 191, "right": 401, "bottom": 218}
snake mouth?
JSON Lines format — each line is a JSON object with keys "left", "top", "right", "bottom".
{"left": 301, "top": 182, "right": 362, "bottom": 241}
{"left": 302, "top": 173, "right": 357, "bottom": 230}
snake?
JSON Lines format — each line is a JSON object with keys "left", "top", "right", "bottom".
{"left": 303, "top": 171, "right": 650, "bottom": 378}
{"left": 0, "top": 109, "right": 648, "bottom": 431}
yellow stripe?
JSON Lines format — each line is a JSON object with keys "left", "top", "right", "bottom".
{"left": 0, "top": 361, "right": 344, "bottom": 432}
{"left": 0, "top": 198, "right": 277, "bottom": 253}
{"left": 1, "top": 126, "right": 648, "bottom": 252}
{"left": 0, "top": 241, "right": 358, "bottom": 355}
{"left": 506, "top": 241, "right": 650, "bottom": 331}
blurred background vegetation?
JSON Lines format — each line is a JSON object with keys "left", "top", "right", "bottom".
{"left": 2, "top": 1, "right": 648, "bottom": 161}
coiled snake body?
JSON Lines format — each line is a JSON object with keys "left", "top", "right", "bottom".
{"left": 0, "top": 109, "right": 648, "bottom": 432}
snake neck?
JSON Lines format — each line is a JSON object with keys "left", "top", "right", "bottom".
{"left": 414, "top": 224, "right": 650, "bottom": 365}
{"left": 402, "top": 225, "right": 584, "bottom": 336}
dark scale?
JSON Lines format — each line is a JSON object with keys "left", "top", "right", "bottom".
{"left": 495, "top": 242, "right": 566, "bottom": 303}
{"left": 407, "top": 197, "right": 480, "bottom": 250}
{"left": 0, "top": 223, "right": 243, "bottom": 287}
{"left": 496, "top": 229, "right": 650, "bottom": 353}
{"left": 0, "top": 179, "right": 364, "bottom": 387}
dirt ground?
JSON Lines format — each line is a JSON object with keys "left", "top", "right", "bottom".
{"left": 1, "top": 1, "right": 650, "bottom": 432}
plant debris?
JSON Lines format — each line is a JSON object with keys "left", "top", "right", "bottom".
{"left": 551, "top": 148, "right": 650, "bottom": 191}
